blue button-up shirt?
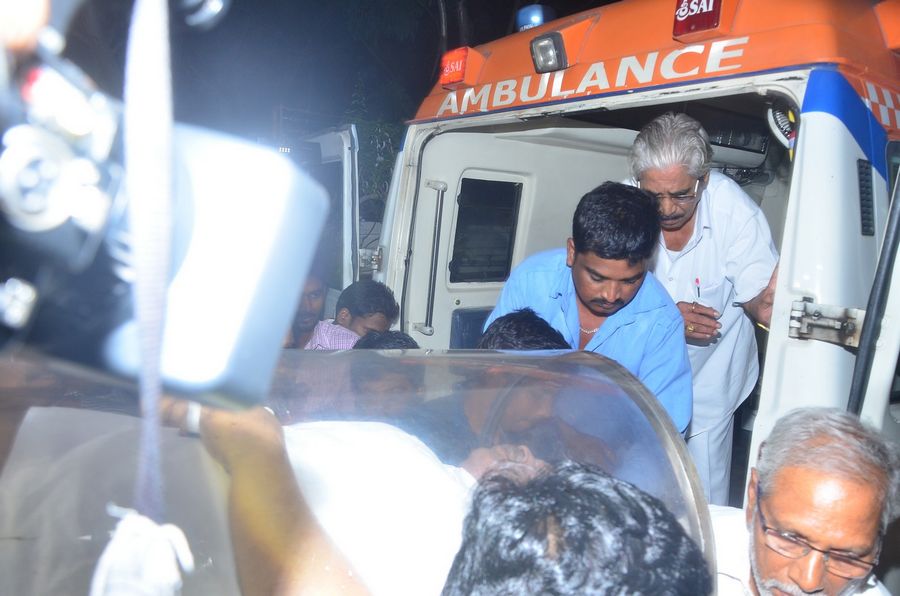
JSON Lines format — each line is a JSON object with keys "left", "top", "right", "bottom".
{"left": 484, "top": 248, "right": 692, "bottom": 432}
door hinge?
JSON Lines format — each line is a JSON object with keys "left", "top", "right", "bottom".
{"left": 788, "top": 298, "right": 865, "bottom": 348}
{"left": 359, "top": 246, "right": 383, "bottom": 273}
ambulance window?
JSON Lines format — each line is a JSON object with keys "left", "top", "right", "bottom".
{"left": 449, "top": 178, "right": 522, "bottom": 283}
{"left": 888, "top": 141, "right": 900, "bottom": 202}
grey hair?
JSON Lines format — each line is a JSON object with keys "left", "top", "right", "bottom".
{"left": 756, "top": 407, "right": 900, "bottom": 534}
{"left": 629, "top": 113, "right": 713, "bottom": 180}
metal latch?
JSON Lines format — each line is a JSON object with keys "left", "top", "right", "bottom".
{"left": 788, "top": 298, "right": 865, "bottom": 348}
{"left": 359, "top": 246, "right": 383, "bottom": 272}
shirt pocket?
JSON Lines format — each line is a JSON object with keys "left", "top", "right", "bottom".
{"left": 697, "top": 279, "right": 730, "bottom": 314}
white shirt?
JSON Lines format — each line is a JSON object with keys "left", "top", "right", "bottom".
{"left": 649, "top": 172, "right": 778, "bottom": 433}
{"left": 284, "top": 421, "right": 474, "bottom": 596}
{"left": 710, "top": 505, "right": 890, "bottom": 595}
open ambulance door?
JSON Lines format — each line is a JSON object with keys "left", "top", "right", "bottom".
{"left": 298, "top": 125, "right": 360, "bottom": 309}
{"left": 751, "top": 70, "right": 900, "bottom": 481}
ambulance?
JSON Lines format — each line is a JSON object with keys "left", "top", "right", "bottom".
{"left": 309, "top": 0, "right": 900, "bottom": 504}
{"left": 2, "top": 0, "right": 900, "bottom": 592}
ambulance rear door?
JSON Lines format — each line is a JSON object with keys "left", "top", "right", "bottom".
{"left": 752, "top": 69, "right": 900, "bottom": 464}
{"left": 298, "top": 125, "right": 360, "bottom": 300}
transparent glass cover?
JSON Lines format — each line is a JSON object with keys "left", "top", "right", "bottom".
{"left": 0, "top": 349, "right": 712, "bottom": 595}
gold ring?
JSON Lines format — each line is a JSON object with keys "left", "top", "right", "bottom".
{"left": 687, "top": 324, "right": 695, "bottom": 333}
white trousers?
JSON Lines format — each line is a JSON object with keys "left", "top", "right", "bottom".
{"left": 686, "top": 413, "right": 736, "bottom": 506}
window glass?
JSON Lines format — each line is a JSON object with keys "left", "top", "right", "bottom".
{"left": 887, "top": 141, "right": 900, "bottom": 203}
{"left": 0, "top": 349, "right": 711, "bottom": 595}
{"left": 449, "top": 178, "right": 522, "bottom": 283}
{"left": 298, "top": 149, "right": 345, "bottom": 290}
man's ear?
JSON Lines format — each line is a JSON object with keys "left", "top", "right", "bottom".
{"left": 746, "top": 468, "right": 759, "bottom": 527}
{"left": 335, "top": 308, "right": 352, "bottom": 327}
{"left": 566, "top": 238, "right": 576, "bottom": 268}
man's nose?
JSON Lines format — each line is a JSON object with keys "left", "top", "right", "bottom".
{"left": 600, "top": 281, "right": 620, "bottom": 303}
{"left": 788, "top": 550, "right": 827, "bottom": 593}
{"left": 535, "top": 397, "right": 554, "bottom": 419}
{"left": 659, "top": 196, "right": 681, "bottom": 214}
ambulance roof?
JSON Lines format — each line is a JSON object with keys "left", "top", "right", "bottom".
{"left": 414, "top": 0, "right": 900, "bottom": 123}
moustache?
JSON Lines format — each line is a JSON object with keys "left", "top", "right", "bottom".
{"left": 590, "top": 299, "right": 623, "bottom": 309}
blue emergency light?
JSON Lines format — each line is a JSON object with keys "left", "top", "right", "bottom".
{"left": 517, "top": 4, "right": 556, "bottom": 32}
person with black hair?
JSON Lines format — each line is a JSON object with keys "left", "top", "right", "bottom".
{"left": 283, "top": 268, "right": 327, "bottom": 349}
{"left": 354, "top": 330, "right": 419, "bottom": 350}
{"left": 442, "top": 460, "right": 712, "bottom": 596}
{"left": 484, "top": 181, "right": 692, "bottom": 432}
{"left": 350, "top": 334, "right": 423, "bottom": 417}
{"left": 304, "top": 280, "right": 399, "bottom": 350}
{"left": 477, "top": 308, "right": 569, "bottom": 350}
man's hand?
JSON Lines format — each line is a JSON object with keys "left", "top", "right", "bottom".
{"left": 462, "top": 444, "right": 547, "bottom": 481}
{"left": 0, "top": 0, "right": 49, "bottom": 51}
{"left": 677, "top": 301, "right": 721, "bottom": 340}
{"left": 742, "top": 265, "right": 778, "bottom": 327}
{"left": 199, "top": 406, "right": 285, "bottom": 474}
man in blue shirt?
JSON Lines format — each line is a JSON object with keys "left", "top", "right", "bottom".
{"left": 484, "top": 181, "right": 692, "bottom": 432}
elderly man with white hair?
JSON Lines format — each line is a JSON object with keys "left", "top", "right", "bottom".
{"left": 628, "top": 112, "right": 779, "bottom": 504}
{"left": 712, "top": 408, "right": 898, "bottom": 595}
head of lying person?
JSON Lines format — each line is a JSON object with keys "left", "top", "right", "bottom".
{"left": 349, "top": 353, "right": 425, "bottom": 417}
{"left": 442, "top": 460, "right": 712, "bottom": 596}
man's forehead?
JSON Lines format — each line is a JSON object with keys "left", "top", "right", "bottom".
{"left": 354, "top": 312, "right": 389, "bottom": 329}
{"left": 576, "top": 252, "right": 646, "bottom": 278}
{"left": 638, "top": 164, "right": 694, "bottom": 188}
{"left": 765, "top": 466, "right": 883, "bottom": 540}
{"left": 303, "top": 276, "right": 325, "bottom": 292}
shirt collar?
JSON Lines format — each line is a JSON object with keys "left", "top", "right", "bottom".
{"left": 658, "top": 186, "right": 713, "bottom": 254}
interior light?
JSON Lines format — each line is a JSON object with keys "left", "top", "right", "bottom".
{"left": 530, "top": 33, "right": 567, "bottom": 73}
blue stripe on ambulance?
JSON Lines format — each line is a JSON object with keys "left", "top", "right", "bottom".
{"left": 802, "top": 69, "right": 888, "bottom": 180}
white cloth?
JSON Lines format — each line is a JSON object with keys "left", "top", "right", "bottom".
{"left": 646, "top": 172, "right": 778, "bottom": 503}
{"left": 89, "top": 507, "right": 194, "bottom": 596}
{"left": 710, "top": 505, "right": 890, "bottom": 596}
{"left": 284, "top": 421, "right": 474, "bottom": 596}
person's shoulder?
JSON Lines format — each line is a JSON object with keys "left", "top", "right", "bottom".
{"left": 509, "top": 248, "right": 568, "bottom": 282}
{"left": 706, "top": 171, "right": 763, "bottom": 215}
{"left": 709, "top": 505, "right": 753, "bottom": 595}
{"left": 517, "top": 248, "right": 567, "bottom": 270}
{"left": 709, "top": 504, "right": 746, "bottom": 529}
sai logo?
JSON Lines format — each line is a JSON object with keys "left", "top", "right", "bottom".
{"left": 675, "top": 0, "right": 716, "bottom": 21}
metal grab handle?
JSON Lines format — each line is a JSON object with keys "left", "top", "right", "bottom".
{"left": 414, "top": 180, "right": 447, "bottom": 337}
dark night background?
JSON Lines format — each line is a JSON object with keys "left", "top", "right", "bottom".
{"left": 65, "top": 0, "right": 607, "bottom": 142}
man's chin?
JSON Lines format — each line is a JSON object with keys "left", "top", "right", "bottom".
{"left": 294, "top": 316, "right": 319, "bottom": 331}
{"left": 588, "top": 304, "right": 622, "bottom": 318}
{"left": 660, "top": 219, "right": 687, "bottom": 231}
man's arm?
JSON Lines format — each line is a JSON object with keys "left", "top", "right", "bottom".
{"left": 741, "top": 265, "right": 777, "bottom": 327}
{"left": 726, "top": 203, "right": 778, "bottom": 327}
{"left": 636, "top": 317, "right": 693, "bottom": 433}
{"left": 200, "top": 407, "right": 368, "bottom": 596}
{"left": 483, "top": 268, "right": 530, "bottom": 331}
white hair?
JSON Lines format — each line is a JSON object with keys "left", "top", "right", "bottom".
{"left": 756, "top": 407, "right": 900, "bottom": 533}
{"left": 628, "top": 112, "right": 713, "bottom": 180}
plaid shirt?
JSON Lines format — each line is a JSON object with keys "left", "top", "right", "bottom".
{"left": 303, "top": 319, "right": 360, "bottom": 350}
